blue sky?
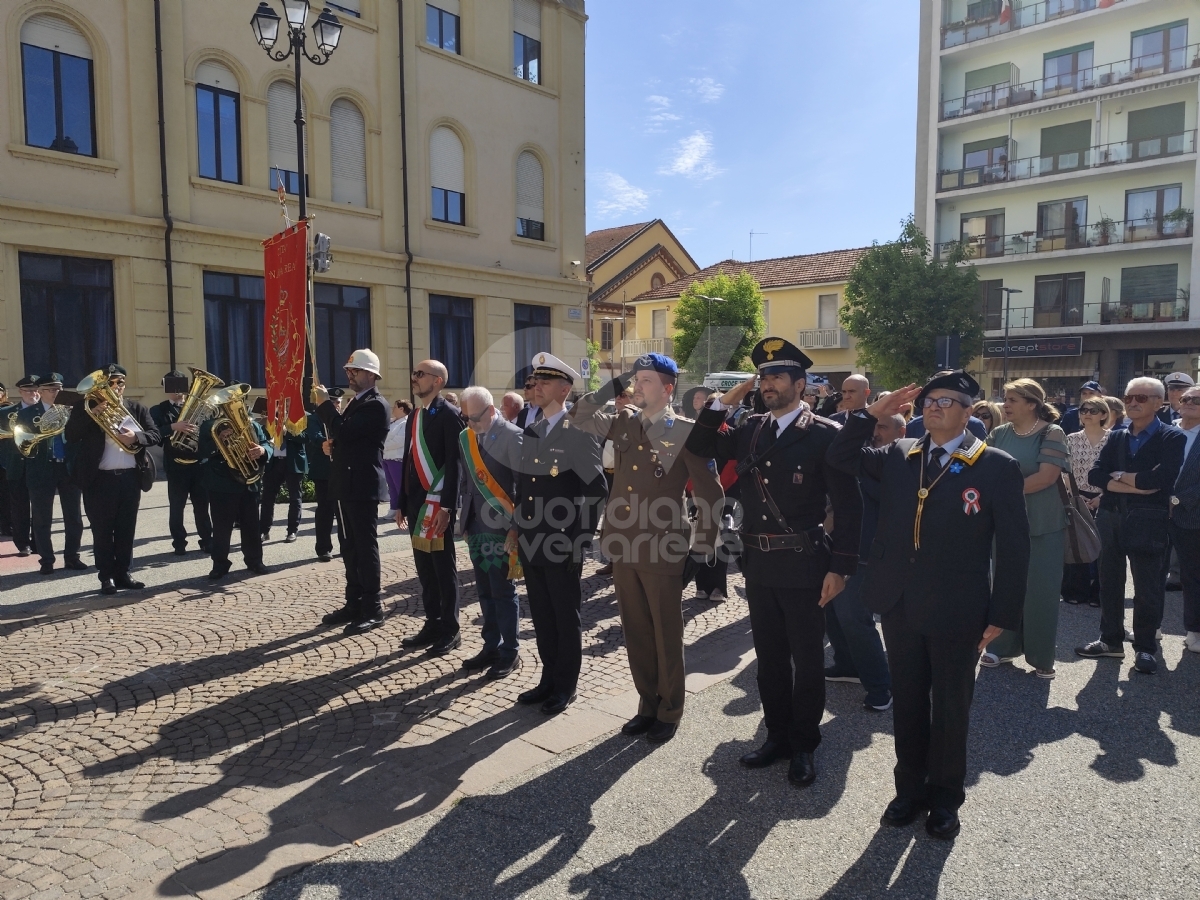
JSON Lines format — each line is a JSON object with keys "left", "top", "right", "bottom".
{"left": 584, "top": 1, "right": 921, "bottom": 267}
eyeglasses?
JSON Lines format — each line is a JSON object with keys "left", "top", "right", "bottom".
{"left": 411, "top": 370, "right": 432, "bottom": 380}
{"left": 523, "top": 382, "right": 535, "bottom": 390}
{"left": 466, "top": 408, "right": 491, "bottom": 423}
{"left": 1180, "top": 397, "right": 1200, "bottom": 407}
{"left": 921, "top": 396, "right": 967, "bottom": 409}
{"left": 977, "top": 412, "right": 992, "bottom": 420}
{"left": 1123, "top": 394, "right": 1158, "bottom": 405}
{"left": 109, "top": 378, "right": 126, "bottom": 386}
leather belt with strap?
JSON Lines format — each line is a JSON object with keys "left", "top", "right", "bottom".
{"left": 744, "top": 526, "right": 824, "bottom": 553}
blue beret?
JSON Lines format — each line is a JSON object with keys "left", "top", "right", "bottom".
{"left": 632, "top": 353, "right": 679, "bottom": 379}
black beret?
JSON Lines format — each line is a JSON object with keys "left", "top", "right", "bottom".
{"left": 916, "top": 370, "right": 980, "bottom": 408}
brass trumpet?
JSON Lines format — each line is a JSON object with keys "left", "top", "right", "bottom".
{"left": 76, "top": 370, "right": 138, "bottom": 454}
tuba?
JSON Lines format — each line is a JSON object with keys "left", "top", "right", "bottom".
{"left": 13, "top": 404, "right": 71, "bottom": 458}
{"left": 0, "top": 409, "right": 16, "bottom": 441}
{"left": 208, "top": 384, "right": 263, "bottom": 485}
{"left": 170, "top": 366, "right": 224, "bottom": 458}
{"left": 77, "top": 370, "right": 138, "bottom": 454}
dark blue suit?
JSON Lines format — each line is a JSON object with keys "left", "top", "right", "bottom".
{"left": 1168, "top": 429, "right": 1200, "bottom": 635}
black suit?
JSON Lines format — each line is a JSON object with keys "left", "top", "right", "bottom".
{"left": 399, "top": 395, "right": 465, "bottom": 637}
{"left": 319, "top": 387, "right": 390, "bottom": 619}
{"left": 827, "top": 413, "right": 1029, "bottom": 810}
{"left": 514, "top": 411, "right": 606, "bottom": 698}
{"left": 150, "top": 399, "right": 212, "bottom": 553}
{"left": 19, "top": 401, "right": 84, "bottom": 568}
{"left": 65, "top": 396, "right": 160, "bottom": 585}
{"left": 689, "top": 403, "right": 861, "bottom": 753}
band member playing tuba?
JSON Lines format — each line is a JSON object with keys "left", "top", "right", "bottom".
{"left": 65, "top": 364, "right": 161, "bottom": 595}
{"left": 150, "top": 369, "right": 215, "bottom": 556}
{"left": 198, "top": 385, "right": 272, "bottom": 580}
{"left": 19, "top": 374, "right": 84, "bottom": 575}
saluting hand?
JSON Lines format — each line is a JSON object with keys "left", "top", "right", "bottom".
{"left": 311, "top": 384, "right": 330, "bottom": 405}
{"left": 865, "top": 384, "right": 922, "bottom": 420}
{"left": 818, "top": 572, "right": 846, "bottom": 607}
{"left": 718, "top": 375, "right": 758, "bottom": 408}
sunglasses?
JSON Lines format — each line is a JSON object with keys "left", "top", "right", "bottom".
{"left": 466, "top": 408, "right": 491, "bottom": 423}
{"left": 977, "top": 411, "right": 993, "bottom": 419}
{"left": 1180, "top": 397, "right": 1200, "bottom": 407}
{"left": 1080, "top": 409, "right": 1106, "bottom": 415}
{"left": 1123, "top": 394, "right": 1158, "bottom": 405}
{"left": 921, "top": 396, "right": 967, "bottom": 409}
{"left": 411, "top": 370, "right": 433, "bottom": 380}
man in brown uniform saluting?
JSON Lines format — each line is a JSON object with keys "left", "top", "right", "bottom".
{"left": 571, "top": 353, "right": 724, "bottom": 744}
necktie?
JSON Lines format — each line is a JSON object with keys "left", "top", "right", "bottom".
{"left": 929, "top": 446, "right": 946, "bottom": 474}
{"left": 760, "top": 418, "right": 779, "bottom": 452}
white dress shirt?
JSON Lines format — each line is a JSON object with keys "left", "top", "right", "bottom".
{"left": 99, "top": 413, "right": 140, "bottom": 471}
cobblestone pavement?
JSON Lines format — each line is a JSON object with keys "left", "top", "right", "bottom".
{"left": 0, "top": 544, "right": 752, "bottom": 900}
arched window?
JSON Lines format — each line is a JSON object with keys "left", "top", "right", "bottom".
{"left": 430, "top": 126, "right": 465, "bottom": 225}
{"left": 651, "top": 273, "right": 665, "bottom": 290}
{"left": 195, "top": 61, "right": 240, "bottom": 183}
{"left": 330, "top": 99, "right": 366, "bottom": 206}
{"left": 516, "top": 151, "right": 544, "bottom": 241}
{"left": 267, "top": 81, "right": 306, "bottom": 195}
{"left": 20, "top": 14, "right": 95, "bottom": 156}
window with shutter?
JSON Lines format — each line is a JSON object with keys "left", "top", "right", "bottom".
{"left": 818, "top": 295, "right": 839, "bottom": 330}
{"left": 430, "top": 126, "right": 465, "bottom": 224}
{"left": 20, "top": 15, "right": 95, "bottom": 157}
{"left": 515, "top": 150, "right": 544, "bottom": 240}
{"left": 330, "top": 99, "right": 366, "bottom": 206}
{"left": 267, "top": 81, "right": 306, "bottom": 195}
{"left": 1127, "top": 103, "right": 1186, "bottom": 160}
{"left": 652, "top": 309, "right": 666, "bottom": 338}
{"left": 513, "top": 0, "right": 541, "bottom": 83}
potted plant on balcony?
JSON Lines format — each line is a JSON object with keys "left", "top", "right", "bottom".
{"left": 1165, "top": 207, "right": 1194, "bottom": 236}
{"left": 1095, "top": 214, "right": 1117, "bottom": 246}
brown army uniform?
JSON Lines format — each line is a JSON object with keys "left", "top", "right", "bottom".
{"left": 571, "top": 394, "right": 723, "bottom": 725}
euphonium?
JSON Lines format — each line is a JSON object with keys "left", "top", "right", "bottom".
{"left": 76, "top": 370, "right": 138, "bottom": 455}
{"left": 13, "top": 404, "right": 71, "bottom": 458}
{"left": 0, "top": 409, "right": 16, "bottom": 440}
{"left": 208, "top": 383, "right": 263, "bottom": 485}
{"left": 170, "top": 366, "right": 224, "bottom": 458}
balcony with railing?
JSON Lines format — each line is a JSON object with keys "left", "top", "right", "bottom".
{"left": 942, "top": 0, "right": 1124, "bottom": 50}
{"left": 938, "top": 130, "right": 1196, "bottom": 192}
{"left": 938, "top": 214, "right": 1194, "bottom": 261}
{"left": 988, "top": 296, "right": 1190, "bottom": 329}
{"left": 797, "top": 328, "right": 850, "bottom": 350}
{"left": 621, "top": 337, "right": 673, "bottom": 358}
{"left": 941, "top": 43, "right": 1200, "bottom": 121}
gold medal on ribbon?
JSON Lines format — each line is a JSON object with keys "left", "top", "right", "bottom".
{"left": 550, "top": 464, "right": 559, "bottom": 477}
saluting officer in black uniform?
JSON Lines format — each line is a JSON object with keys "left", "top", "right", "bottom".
{"left": 21, "top": 374, "right": 85, "bottom": 574}
{"left": 687, "top": 338, "right": 861, "bottom": 788}
{"left": 826, "top": 371, "right": 1029, "bottom": 840}
{"left": 150, "top": 370, "right": 212, "bottom": 555}
{"left": 514, "top": 353, "right": 607, "bottom": 715}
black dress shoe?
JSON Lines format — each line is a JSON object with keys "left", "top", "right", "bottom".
{"left": 114, "top": 576, "right": 145, "bottom": 590}
{"left": 463, "top": 648, "right": 500, "bottom": 671}
{"left": 925, "top": 806, "right": 960, "bottom": 840}
{"left": 787, "top": 752, "right": 817, "bottom": 787}
{"left": 541, "top": 693, "right": 576, "bottom": 715}
{"left": 518, "top": 683, "right": 554, "bottom": 705}
{"left": 100, "top": 580, "right": 117, "bottom": 595}
{"left": 343, "top": 616, "right": 384, "bottom": 636}
{"left": 173, "top": 547, "right": 187, "bottom": 556}
{"left": 646, "top": 720, "right": 678, "bottom": 744}
{"left": 321, "top": 606, "right": 355, "bottom": 626}
{"left": 208, "top": 562, "right": 231, "bottom": 581}
{"left": 64, "top": 558, "right": 87, "bottom": 571}
{"left": 426, "top": 631, "right": 462, "bottom": 657}
{"left": 621, "top": 715, "right": 657, "bottom": 736}
{"left": 17, "top": 548, "right": 30, "bottom": 558}
{"left": 246, "top": 563, "right": 271, "bottom": 575}
{"left": 317, "top": 552, "right": 333, "bottom": 562}
{"left": 739, "top": 739, "right": 794, "bottom": 769}
{"left": 486, "top": 655, "right": 521, "bottom": 680}
{"left": 880, "top": 797, "right": 926, "bottom": 828}
{"left": 39, "top": 563, "right": 55, "bottom": 575}
{"left": 401, "top": 623, "right": 441, "bottom": 648}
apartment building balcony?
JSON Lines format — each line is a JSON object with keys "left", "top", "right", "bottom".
{"left": 621, "top": 337, "right": 673, "bottom": 358}
{"left": 940, "top": 43, "right": 1200, "bottom": 121}
{"left": 942, "top": 0, "right": 1124, "bottom": 50}
{"left": 797, "top": 328, "right": 850, "bottom": 350}
{"left": 937, "top": 130, "right": 1196, "bottom": 192}
{"left": 986, "top": 296, "right": 1190, "bottom": 330}
{"left": 937, "top": 214, "right": 1194, "bottom": 261}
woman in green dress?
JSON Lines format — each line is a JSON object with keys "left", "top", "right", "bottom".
{"left": 981, "top": 378, "right": 1070, "bottom": 678}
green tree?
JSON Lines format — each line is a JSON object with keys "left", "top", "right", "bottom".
{"left": 840, "top": 216, "right": 983, "bottom": 389}
{"left": 671, "top": 271, "right": 766, "bottom": 376}
{"left": 584, "top": 339, "right": 601, "bottom": 392}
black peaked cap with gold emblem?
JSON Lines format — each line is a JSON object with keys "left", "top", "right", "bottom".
{"left": 915, "top": 370, "right": 980, "bottom": 408}
{"left": 751, "top": 337, "right": 813, "bottom": 375}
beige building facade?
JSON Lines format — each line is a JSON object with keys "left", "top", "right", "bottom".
{"left": 0, "top": 0, "right": 588, "bottom": 403}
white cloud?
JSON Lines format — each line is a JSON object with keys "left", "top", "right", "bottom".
{"left": 690, "top": 77, "right": 725, "bottom": 103}
{"left": 659, "top": 131, "right": 722, "bottom": 180}
{"left": 644, "top": 94, "right": 681, "bottom": 131}
{"left": 646, "top": 94, "right": 671, "bottom": 109}
{"left": 595, "top": 172, "right": 650, "bottom": 217}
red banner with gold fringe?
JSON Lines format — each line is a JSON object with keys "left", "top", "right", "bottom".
{"left": 262, "top": 220, "right": 309, "bottom": 446}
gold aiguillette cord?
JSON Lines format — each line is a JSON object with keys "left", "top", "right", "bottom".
{"left": 913, "top": 450, "right": 954, "bottom": 550}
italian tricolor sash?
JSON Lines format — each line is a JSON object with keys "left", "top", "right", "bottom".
{"left": 459, "top": 428, "right": 522, "bottom": 577}
{"left": 410, "top": 407, "right": 446, "bottom": 552}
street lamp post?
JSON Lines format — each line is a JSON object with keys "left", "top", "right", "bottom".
{"left": 696, "top": 294, "right": 726, "bottom": 377}
{"left": 251, "top": 2, "right": 343, "bottom": 221}
{"left": 999, "top": 286, "right": 1023, "bottom": 385}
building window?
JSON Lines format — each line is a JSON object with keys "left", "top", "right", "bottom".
{"left": 20, "top": 15, "right": 95, "bottom": 157}
{"left": 429, "top": 294, "right": 474, "bottom": 387}
{"left": 600, "top": 320, "right": 614, "bottom": 351}
{"left": 430, "top": 126, "right": 466, "bottom": 225}
{"left": 326, "top": 1, "right": 361, "bottom": 17}
{"left": 979, "top": 279, "right": 1004, "bottom": 330}
{"left": 1033, "top": 272, "right": 1085, "bottom": 327}
{"left": 1038, "top": 120, "right": 1090, "bottom": 174}
{"left": 1125, "top": 184, "right": 1185, "bottom": 239}
{"left": 314, "top": 283, "right": 371, "bottom": 388}
{"left": 268, "top": 81, "right": 307, "bottom": 196}
{"left": 1131, "top": 20, "right": 1188, "bottom": 73}
{"left": 514, "top": 303, "right": 551, "bottom": 386}
{"left": 204, "top": 272, "right": 265, "bottom": 386}
{"left": 1037, "top": 197, "right": 1087, "bottom": 249}
{"left": 818, "top": 294, "right": 839, "bottom": 330}
{"left": 651, "top": 309, "right": 667, "bottom": 338}
{"left": 19, "top": 253, "right": 114, "bottom": 386}
{"left": 1043, "top": 43, "right": 1093, "bottom": 94}
{"left": 650, "top": 273, "right": 665, "bottom": 290}
{"left": 330, "top": 98, "right": 367, "bottom": 206}
{"left": 426, "top": 3, "right": 460, "bottom": 54}
{"left": 195, "top": 62, "right": 241, "bottom": 184}
{"left": 1127, "top": 102, "right": 1187, "bottom": 161}
{"left": 1120, "top": 264, "right": 1182, "bottom": 322}
{"left": 515, "top": 150, "right": 544, "bottom": 240}
{"left": 513, "top": 0, "right": 541, "bottom": 83}
{"left": 960, "top": 210, "right": 1005, "bottom": 258}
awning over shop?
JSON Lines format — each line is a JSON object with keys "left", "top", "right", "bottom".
{"left": 983, "top": 352, "right": 1099, "bottom": 379}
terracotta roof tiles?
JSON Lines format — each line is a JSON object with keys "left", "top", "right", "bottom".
{"left": 633, "top": 247, "right": 870, "bottom": 301}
